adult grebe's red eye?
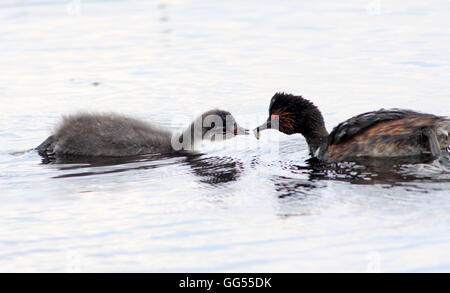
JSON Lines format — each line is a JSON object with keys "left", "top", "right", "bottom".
{"left": 271, "top": 114, "right": 279, "bottom": 120}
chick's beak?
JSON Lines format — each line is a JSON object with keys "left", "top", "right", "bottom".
{"left": 253, "top": 119, "right": 271, "bottom": 139}
{"left": 235, "top": 124, "right": 249, "bottom": 135}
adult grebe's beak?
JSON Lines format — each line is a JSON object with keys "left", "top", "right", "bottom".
{"left": 253, "top": 119, "right": 271, "bottom": 139}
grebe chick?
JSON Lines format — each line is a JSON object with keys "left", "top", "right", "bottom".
{"left": 37, "top": 109, "right": 248, "bottom": 158}
{"left": 254, "top": 93, "right": 450, "bottom": 163}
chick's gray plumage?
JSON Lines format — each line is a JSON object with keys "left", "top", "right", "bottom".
{"left": 48, "top": 113, "right": 173, "bottom": 157}
{"left": 37, "top": 110, "right": 248, "bottom": 159}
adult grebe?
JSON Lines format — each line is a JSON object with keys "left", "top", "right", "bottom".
{"left": 254, "top": 93, "right": 449, "bottom": 163}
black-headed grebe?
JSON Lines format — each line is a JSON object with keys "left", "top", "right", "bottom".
{"left": 254, "top": 93, "right": 450, "bottom": 163}
{"left": 37, "top": 109, "right": 248, "bottom": 158}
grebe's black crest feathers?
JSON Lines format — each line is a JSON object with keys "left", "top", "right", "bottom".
{"left": 328, "top": 108, "right": 443, "bottom": 145}
{"left": 266, "top": 92, "right": 327, "bottom": 138}
{"left": 269, "top": 92, "right": 319, "bottom": 113}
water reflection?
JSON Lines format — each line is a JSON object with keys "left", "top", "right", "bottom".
{"left": 185, "top": 154, "right": 244, "bottom": 185}
{"left": 43, "top": 151, "right": 244, "bottom": 185}
{"left": 47, "top": 152, "right": 184, "bottom": 179}
{"left": 271, "top": 175, "right": 318, "bottom": 199}
{"left": 271, "top": 155, "right": 450, "bottom": 199}
{"left": 45, "top": 148, "right": 449, "bottom": 190}
{"left": 316, "top": 156, "right": 450, "bottom": 185}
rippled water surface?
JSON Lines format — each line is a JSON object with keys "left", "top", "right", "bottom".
{"left": 1, "top": 0, "right": 450, "bottom": 272}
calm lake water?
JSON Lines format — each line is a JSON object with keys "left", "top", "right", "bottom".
{"left": 1, "top": 0, "right": 450, "bottom": 272}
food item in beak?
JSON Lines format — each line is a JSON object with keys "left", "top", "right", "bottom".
{"left": 254, "top": 128, "right": 260, "bottom": 139}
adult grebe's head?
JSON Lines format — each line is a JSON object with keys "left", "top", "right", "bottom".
{"left": 254, "top": 92, "right": 327, "bottom": 139}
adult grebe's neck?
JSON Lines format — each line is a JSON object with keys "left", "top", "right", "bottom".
{"left": 301, "top": 108, "right": 329, "bottom": 157}
{"left": 306, "top": 135, "right": 328, "bottom": 157}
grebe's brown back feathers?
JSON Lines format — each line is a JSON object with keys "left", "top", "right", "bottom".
{"left": 327, "top": 109, "right": 439, "bottom": 145}
{"left": 317, "top": 109, "right": 448, "bottom": 161}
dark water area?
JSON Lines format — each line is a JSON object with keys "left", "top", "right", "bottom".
{"left": 1, "top": 0, "right": 450, "bottom": 272}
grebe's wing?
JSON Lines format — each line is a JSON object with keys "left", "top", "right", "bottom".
{"left": 328, "top": 109, "right": 442, "bottom": 145}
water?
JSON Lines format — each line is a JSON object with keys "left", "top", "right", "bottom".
{"left": 1, "top": 0, "right": 450, "bottom": 272}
